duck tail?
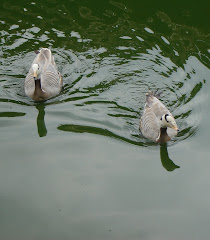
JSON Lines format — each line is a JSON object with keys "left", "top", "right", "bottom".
{"left": 145, "top": 91, "right": 162, "bottom": 106}
{"left": 154, "top": 90, "right": 162, "bottom": 99}
{"left": 40, "top": 48, "right": 52, "bottom": 61}
{"left": 146, "top": 90, "right": 162, "bottom": 99}
{"left": 145, "top": 91, "right": 153, "bottom": 105}
{"left": 34, "top": 50, "right": 40, "bottom": 54}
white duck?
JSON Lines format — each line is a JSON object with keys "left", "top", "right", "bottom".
{"left": 25, "top": 48, "right": 62, "bottom": 101}
{"left": 140, "top": 92, "right": 179, "bottom": 143}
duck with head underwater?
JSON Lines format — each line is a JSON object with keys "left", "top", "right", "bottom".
{"left": 24, "top": 48, "right": 62, "bottom": 101}
{"left": 140, "top": 91, "right": 179, "bottom": 143}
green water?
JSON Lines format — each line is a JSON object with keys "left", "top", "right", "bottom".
{"left": 0, "top": 0, "right": 210, "bottom": 239}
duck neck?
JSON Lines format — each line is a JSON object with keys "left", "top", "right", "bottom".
{"left": 34, "top": 79, "right": 47, "bottom": 101}
{"left": 35, "top": 79, "right": 41, "bottom": 89}
{"left": 157, "top": 127, "right": 171, "bottom": 143}
{"left": 34, "top": 79, "right": 43, "bottom": 94}
{"left": 160, "top": 127, "right": 167, "bottom": 135}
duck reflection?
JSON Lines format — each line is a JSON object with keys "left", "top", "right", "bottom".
{"left": 57, "top": 123, "right": 180, "bottom": 171}
{"left": 36, "top": 103, "right": 47, "bottom": 137}
{"left": 160, "top": 143, "right": 180, "bottom": 171}
{"left": 0, "top": 112, "right": 25, "bottom": 117}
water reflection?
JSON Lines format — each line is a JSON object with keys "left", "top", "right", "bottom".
{"left": 58, "top": 123, "right": 180, "bottom": 171}
{"left": 0, "top": 111, "right": 25, "bottom": 117}
{"left": 0, "top": 1, "right": 210, "bottom": 238}
{"left": 0, "top": 0, "right": 209, "bottom": 156}
{"left": 57, "top": 124, "right": 146, "bottom": 147}
{"left": 0, "top": 0, "right": 208, "bottom": 148}
{"left": 160, "top": 143, "right": 180, "bottom": 171}
{"left": 36, "top": 103, "right": 47, "bottom": 137}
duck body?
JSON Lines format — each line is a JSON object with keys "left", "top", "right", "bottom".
{"left": 25, "top": 48, "right": 62, "bottom": 101}
{"left": 140, "top": 92, "right": 178, "bottom": 143}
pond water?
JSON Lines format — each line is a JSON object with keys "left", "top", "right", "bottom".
{"left": 0, "top": 0, "right": 210, "bottom": 239}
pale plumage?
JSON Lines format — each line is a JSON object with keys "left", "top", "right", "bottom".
{"left": 140, "top": 92, "right": 179, "bottom": 142}
{"left": 25, "top": 48, "right": 62, "bottom": 101}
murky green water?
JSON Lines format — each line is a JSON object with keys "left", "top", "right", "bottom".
{"left": 0, "top": 0, "right": 210, "bottom": 239}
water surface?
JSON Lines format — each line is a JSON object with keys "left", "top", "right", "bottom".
{"left": 0, "top": 0, "right": 210, "bottom": 239}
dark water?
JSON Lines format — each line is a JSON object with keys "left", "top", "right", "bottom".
{"left": 0, "top": 0, "right": 210, "bottom": 239}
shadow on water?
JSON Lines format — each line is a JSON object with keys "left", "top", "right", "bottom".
{"left": 36, "top": 103, "right": 47, "bottom": 137}
{"left": 160, "top": 143, "right": 180, "bottom": 171}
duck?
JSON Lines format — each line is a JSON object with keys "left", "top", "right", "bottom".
{"left": 140, "top": 92, "right": 179, "bottom": 143}
{"left": 24, "top": 48, "right": 62, "bottom": 101}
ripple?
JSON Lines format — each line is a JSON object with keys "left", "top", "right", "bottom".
{"left": 0, "top": 0, "right": 209, "bottom": 147}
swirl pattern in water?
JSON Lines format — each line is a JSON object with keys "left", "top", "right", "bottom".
{"left": 0, "top": 0, "right": 209, "bottom": 148}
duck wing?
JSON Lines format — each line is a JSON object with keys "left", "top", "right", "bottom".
{"left": 39, "top": 48, "right": 56, "bottom": 65}
{"left": 40, "top": 63, "right": 62, "bottom": 97}
{"left": 140, "top": 104, "right": 160, "bottom": 142}
{"left": 146, "top": 93, "right": 170, "bottom": 118}
{"left": 25, "top": 68, "right": 35, "bottom": 98}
